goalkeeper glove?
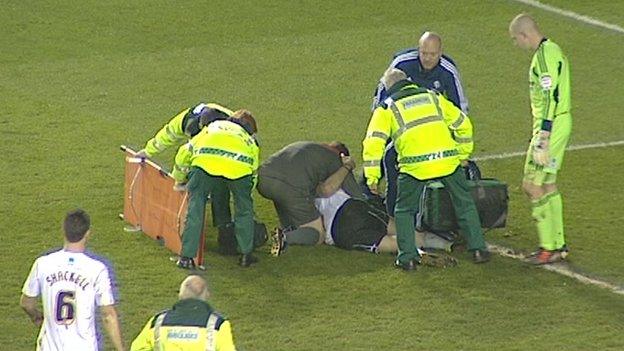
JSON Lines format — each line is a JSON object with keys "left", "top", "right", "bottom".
{"left": 532, "top": 131, "right": 551, "bottom": 167}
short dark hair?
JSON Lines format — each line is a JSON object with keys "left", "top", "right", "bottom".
{"left": 63, "top": 209, "right": 90, "bottom": 243}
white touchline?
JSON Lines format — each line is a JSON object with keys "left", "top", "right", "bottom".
{"left": 474, "top": 140, "right": 624, "bottom": 161}
{"left": 488, "top": 243, "right": 624, "bottom": 296}
{"left": 509, "top": 0, "right": 624, "bottom": 35}
{"left": 484, "top": 2, "right": 624, "bottom": 293}
{"left": 474, "top": 137, "right": 624, "bottom": 295}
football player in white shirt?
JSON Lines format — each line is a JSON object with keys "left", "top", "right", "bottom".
{"left": 20, "top": 209, "right": 125, "bottom": 351}
{"left": 269, "top": 152, "right": 454, "bottom": 255}
{"left": 312, "top": 190, "right": 456, "bottom": 267}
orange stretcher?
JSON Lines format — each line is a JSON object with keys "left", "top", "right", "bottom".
{"left": 120, "top": 145, "right": 205, "bottom": 267}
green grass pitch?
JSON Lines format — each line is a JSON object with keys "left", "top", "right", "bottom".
{"left": 1, "top": 1, "right": 623, "bottom": 350}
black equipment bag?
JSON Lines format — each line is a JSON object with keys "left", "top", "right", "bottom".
{"left": 421, "top": 178, "right": 508, "bottom": 233}
{"left": 217, "top": 220, "right": 268, "bottom": 255}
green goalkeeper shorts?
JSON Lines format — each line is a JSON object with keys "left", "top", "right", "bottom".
{"left": 524, "top": 113, "right": 572, "bottom": 185}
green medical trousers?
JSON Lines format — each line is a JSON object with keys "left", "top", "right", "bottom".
{"left": 395, "top": 167, "right": 486, "bottom": 264}
{"left": 181, "top": 167, "right": 254, "bottom": 258}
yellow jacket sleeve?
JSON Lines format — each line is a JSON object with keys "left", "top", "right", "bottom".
{"left": 362, "top": 106, "right": 393, "bottom": 186}
{"left": 438, "top": 96, "right": 474, "bottom": 161}
{"left": 172, "top": 142, "right": 193, "bottom": 183}
{"left": 143, "top": 109, "right": 190, "bottom": 157}
{"left": 216, "top": 320, "right": 237, "bottom": 351}
{"left": 130, "top": 316, "right": 155, "bottom": 351}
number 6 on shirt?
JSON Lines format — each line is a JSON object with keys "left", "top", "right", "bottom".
{"left": 55, "top": 291, "right": 76, "bottom": 325}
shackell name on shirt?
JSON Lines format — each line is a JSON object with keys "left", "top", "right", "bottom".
{"left": 46, "top": 271, "right": 90, "bottom": 290}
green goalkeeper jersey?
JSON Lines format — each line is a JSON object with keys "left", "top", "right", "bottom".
{"left": 529, "top": 38, "right": 571, "bottom": 133}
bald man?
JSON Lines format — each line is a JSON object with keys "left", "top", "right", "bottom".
{"left": 131, "top": 275, "right": 236, "bottom": 351}
{"left": 509, "top": 14, "right": 572, "bottom": 265}
{"left": 373, "top": 31, "right": 468, "bottom": 114}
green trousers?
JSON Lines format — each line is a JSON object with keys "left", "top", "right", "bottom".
{"left": 395, "top": 167, "right": 486, "bottom": 264}
{"left": 180, "top": 167, "right": 255, "bottom": 258}
{"left": 211, "top": 186, "right": 231, "bottom": 228}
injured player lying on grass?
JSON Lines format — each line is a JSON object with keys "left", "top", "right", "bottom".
{"left": 270, "top": 189, "right": 457, "bottom": 267}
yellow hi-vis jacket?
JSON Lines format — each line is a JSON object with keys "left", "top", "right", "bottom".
{"left": 362, "top": 80, "right": 474, "bottom": 184}
{"left": 130, "top": 299, "right": 236, "bottom": 351}
{"left": 143, "top": 103, "right": 234, "bottom": 157}
{"left": 172, "top": 120, "right": 259, "bottom": 182}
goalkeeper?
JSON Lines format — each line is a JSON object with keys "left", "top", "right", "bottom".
{"left": 509, "top": 14, "right": 572, "bottom": 265}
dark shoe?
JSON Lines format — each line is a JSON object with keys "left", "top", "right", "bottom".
{"left": 239, "top": 253, "right": 258, "bottom": 267}
{"left": 270, "top": 227, "right": 287, "bottom": 257}
{"left": 394, "top": 258, "right": 419, "bottom": 271}
{"left": 472, "top": 249, "right": 491, "bottom": 264}
{"left": 176, "top": 256, "right": 196, "bottom": 269}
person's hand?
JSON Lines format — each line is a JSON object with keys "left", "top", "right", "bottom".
{"left": 341, "top": 154, "right": 355, "bottom": 171}
{"left": 31, "top": 312, "right": 43, "bottom": 327}
{"left": 135, "top": 149, "right": 148, "bottom": 158}
{"left": 368, "top": 182, "right": 379, "bottom": 195}
{"left": 462, "top": 160, "right": 481, "bottom": 180}
{"left": 173, "top": 182, "right": 188, "bottom": 192}
{"left": 533, "top": 131, "right": 551, "bottom": 166}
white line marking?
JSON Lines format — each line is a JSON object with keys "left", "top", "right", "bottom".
{"left": 510, "top": 0, "right": 624, "bottom": 35}
{"left": 474, "top": 140, "right": 624, "bottom": 161}
{"left": 483, "top": 2, "right": 624, "bottom": 293}
{"left": 488, "top": 243, "right": 624, "bottom": 295}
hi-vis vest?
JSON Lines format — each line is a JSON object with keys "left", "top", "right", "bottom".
{"left": 362, "top": 81, "right": 474, "bottom": 182}
{"left": 173, "top": 120, "right": 259, "bottom": 182}
{"left": 152, "top": 311, "right": 220, "bottom": 351}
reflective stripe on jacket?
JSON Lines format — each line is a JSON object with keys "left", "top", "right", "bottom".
{"left": 363, "top": 80, "right": 474, "bottom": 182}
{"left": 173, "top": 120, "right": 259, "bottom": 182}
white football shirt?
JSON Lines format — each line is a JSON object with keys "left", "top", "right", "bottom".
{"left": 314, "top": 189, "right": 351, "bottom": 245}
{"left": 22, "top": 249, "right": 116, "bottom": 351}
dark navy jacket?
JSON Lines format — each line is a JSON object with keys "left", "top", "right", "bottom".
{"left": 373, "top": 48, "right": 468, "bottom": 113}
